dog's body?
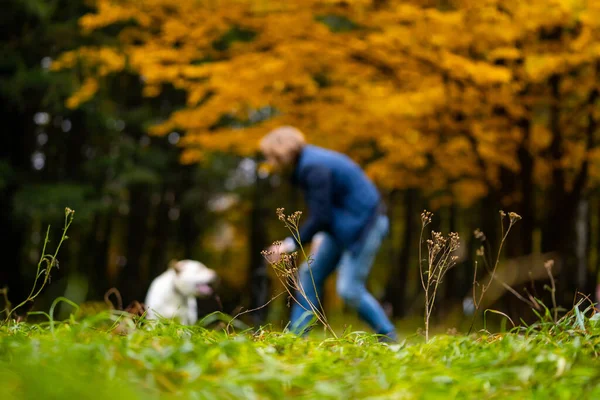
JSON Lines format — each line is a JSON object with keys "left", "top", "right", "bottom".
{"left": 145, "top": 260, "right": 217, "bottom": 325}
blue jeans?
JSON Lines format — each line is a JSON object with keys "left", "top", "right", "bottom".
{"left": 289, "top": 215, "right": 397, "bottom": 338}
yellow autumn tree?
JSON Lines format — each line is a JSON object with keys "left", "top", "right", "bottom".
{"left": 53, "top": 0, "right": 600, "bottom": 211}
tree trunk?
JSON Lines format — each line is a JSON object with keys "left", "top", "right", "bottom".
{"left": 383, "top": 189, "right": 416, "bottom": 318}
{"left": 179, "top": 168, "right": 203, "bottom": 260}
{"left": 148, "top": 189, "right": 171, "bottom": 282}
{"left": 542, "top": 75, "right": 567, "bottom": 253}
{"left": 480, "top": 192, "right": 501, "bottom": 256}
{"left": 118, "top": 184, "right": 151, "bottom": 305}
{"left": 247, "top": 160, "right": 271, "bottom": 325}
{"left": 503, "top": 120, "right": 535, "bottom": 258}
{"left": 88, "top": 214, "right": 112, "bottom": 301}
{"left": 0, "top": 195, "right": 27, "bottom": 313}
{"left": 381, "top": 190, "right": 398, "bottom": 314}
{"left": 595, "top": 198, "right": 600, "bottom": 303}
{"left": 517, "top": 121, "right": 535, "bottom": 256}
{"left": 542, "top": 70, "right": 598, "bottom": 305}
{"left": 444, "top": 203, "right": 464, "bottom": 300}
{"left": 574, "top": 199, "right": 592, "bottom": 296}
{"left": 0, "top": 102, "right": 33, "bottom": 313}
{"left": 541, "top": 75, "right": 575, "bottom": 307}
{"left": 81, "top": 215, "right": 103, "bottom": 300}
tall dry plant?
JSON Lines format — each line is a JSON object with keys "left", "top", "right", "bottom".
{"left": 419, "top": 210, "right": 461, "bottom": 342}
{"left": 544, "top": 259, "right": 558, "bottom": 323}
{"left": 261, "top": 208, "right": 336, "bottom": 338}
{"left": 1, "top": 207, "right": 75, "bottom": 324}
{"left": 468, "top": 210, "right": 524, "bottom": 332}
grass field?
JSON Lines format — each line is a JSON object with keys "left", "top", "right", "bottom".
{"left": 1, "top": 306, "right": 600, "bottom": 400}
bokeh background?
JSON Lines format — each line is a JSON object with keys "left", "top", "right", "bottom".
{"left": 3, "top": 0, "right": 600, "bottom": 333}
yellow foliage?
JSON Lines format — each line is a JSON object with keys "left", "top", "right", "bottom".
{"left": 66, "top": 77, "right": 99, "bottom": 109}
{"left": 452, "top": 180, "right": 489, "bottom": 208}
{"left": 533, "top": 159, "right": 553, "bottom": 188}
{"left": 530, "top": 124, "right": 553, "bottom": 152}
{"left": 55, "top": 0, "right": 600, "bottom": 205}
{"left": 587, "top": 148, "right": 600, "bottom": 185}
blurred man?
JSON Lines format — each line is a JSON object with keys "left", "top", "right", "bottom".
{"left": 260, "top": 126, "right": 397, "bottom": 342}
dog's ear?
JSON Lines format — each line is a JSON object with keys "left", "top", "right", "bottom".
{"left": 169, "top": 259, "right": 182, "bottom": 274}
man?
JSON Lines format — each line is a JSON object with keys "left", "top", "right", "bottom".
{"left": 260, "top": 126, "right": 397, "bottom": 341}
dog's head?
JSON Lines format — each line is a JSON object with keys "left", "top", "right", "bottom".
{"left": 170, "top": 259, "right": 218, "bottom": 298}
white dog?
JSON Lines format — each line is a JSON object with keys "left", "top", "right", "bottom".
{"left": 145, "top": 259, "right": 218, "bottom": 325}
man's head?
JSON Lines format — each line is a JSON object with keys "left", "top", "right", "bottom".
{"left": 259, "top": 126, "right": 306, "bottom": 172}
{"left": 170, "top": 259, "right": 218, "bottom": 298}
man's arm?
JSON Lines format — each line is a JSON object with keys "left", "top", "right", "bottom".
{"left": 286, "top": 165, "right": 333, "bottom": 249}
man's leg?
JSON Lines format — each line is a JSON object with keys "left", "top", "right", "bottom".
{"left": 336, "top": 215, "right": 397, "bottom": 340}
{"left": 289, "top": 233, "right": 341, "bottom": 334}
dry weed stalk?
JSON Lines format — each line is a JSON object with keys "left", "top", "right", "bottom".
{"left": 544, "top": 259, "right": 558, "bottom": 322}
{"left": 472, "top": 211, "right": 522, "bottom": 311}
{"left": 468, "top": 210, "right": 533, "bottom": 332}
{"left": 261, "top": 208, "right": 336, "bottom": 337}
{"left": 419, "top": 210, "right": 461, "bottom": 342}
{"left": 468, "top": 211, "right": 562, "bottom": 330}
{"left": 2, "top": 207, "right": 75, "bottom": 324}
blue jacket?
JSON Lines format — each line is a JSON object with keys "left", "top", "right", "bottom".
{"left": 292, "top": 145, "right": 382, "bottom": 255}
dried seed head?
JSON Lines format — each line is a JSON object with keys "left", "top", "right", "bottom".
{"left": 276, "top": 208, "right": 285, "bottom": 221}
{"left": 431, "top": 232, "right": 448, "bottom": 251}
{"left": 287, "top": 211, "right": 303, "bottom": 224}
{"left": 499, "top": 210, "right": 506, "bottom": 218}
{"left": 476, "top": 246, "right": 485, "bottom": 257}
{"left": 508, "top": 212, "right": 522, "bottom": 224}
{"left": 421, "top": 210, "right": 433, "bottom": 225}
{"left": 474, "top": 228, "right": 486, "bottom": 241}
{"left": 544, "top": 259, "right": 554, "bottom": 270}
{"left": 448, "top": 232, "right": 460, "bottom": 249}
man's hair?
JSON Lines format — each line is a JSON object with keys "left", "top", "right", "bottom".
{"left": 259, "top": 126, "right": 306, "bottom": 166}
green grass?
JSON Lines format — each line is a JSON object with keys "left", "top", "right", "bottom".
{"left": 1, "top": 308, "right": 600, "bottom": 399}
